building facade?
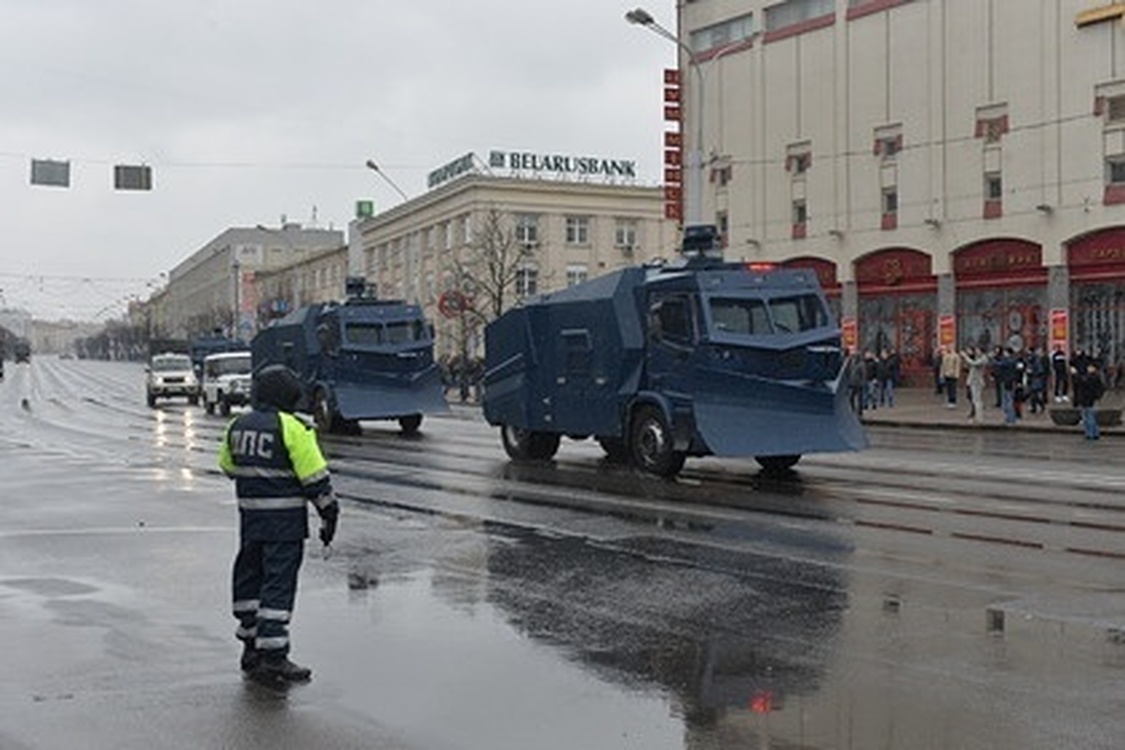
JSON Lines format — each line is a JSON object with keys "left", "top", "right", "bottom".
{"left": 675, "top": 0, "right": 1125, "bottom": 381}
{"left": 350, "top": 172, "right": 678, "bottom": 361}
{"left": 160, "top": 224, "right": 343, "bottom": 341}
{"left": 253, "top": 244, "right": 350, "bottom": 327}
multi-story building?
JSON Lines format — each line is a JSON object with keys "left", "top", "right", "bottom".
{"left": 254, "top": 244, "right": 350, "bottom": 325}
{"left": 161, "top": 224, "right": 343, "bottom": 341}
{"left": 351, "top": 165, "right": 678, "bottom": 360}
{"left": 671, "top": 0, "right": 1125, "bottom": 381}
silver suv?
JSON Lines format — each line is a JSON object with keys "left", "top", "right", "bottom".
{"left": 201, "top": 351, "right": 253, "bottom": 416}
{"left": 146, "top": 353, "right": 200, "bottom": 407}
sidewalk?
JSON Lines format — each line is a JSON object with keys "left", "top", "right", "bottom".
{"left": 859, "top": 386, "right": 1125, "bottom": 436}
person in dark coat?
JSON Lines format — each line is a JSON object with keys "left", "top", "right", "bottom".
{"left": 1072, "top": 361, "right": 1106, "bottom": 440}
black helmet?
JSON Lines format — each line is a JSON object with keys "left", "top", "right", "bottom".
{"left": 253, "top": 365, "right": 302, "bottom": 411}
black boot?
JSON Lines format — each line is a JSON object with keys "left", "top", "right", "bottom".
{"left": 240, "top": 641, "right": 259, "bottom": 673}
{"left": 251, "top": 654, "right": 312, "bottom": 684}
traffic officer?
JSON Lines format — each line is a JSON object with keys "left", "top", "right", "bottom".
{"left": 218, "top": 364, "right": 339, "bottom": 684}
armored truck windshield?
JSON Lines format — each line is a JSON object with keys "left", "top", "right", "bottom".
{"left": 707, "top": 293, "right": 829, "bottom": 336}
{"left": 344, "top": 320, "right": 429, "bottom": 346}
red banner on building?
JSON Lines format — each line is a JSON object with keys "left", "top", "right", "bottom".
{"left": 842, "top": 317, "right": 858, "bottom": 351}
{"left": 939, "top": 314, "right": 956, "bottom": 347}
{"left": 1049, "top": 308, "right": 1069, "bottom": 353}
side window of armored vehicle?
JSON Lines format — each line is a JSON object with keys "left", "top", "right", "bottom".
{"left": 205, "top": 360, "right": 219, "bottom": 379}
{"left": 711, "top": 298, "right": 769, "bottom": 335}
{"left": 770, "top": 295, "right": 828, "bottom": 333}
{"left": 561, "top": 330, "right": 591, "bottom": 373}
{"left": 654, "top": 296, "right": 694, "bottom": 345}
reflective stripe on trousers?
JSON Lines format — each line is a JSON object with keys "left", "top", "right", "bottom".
{"left": 232, "top": 539, "right": 304, "bottom": 655}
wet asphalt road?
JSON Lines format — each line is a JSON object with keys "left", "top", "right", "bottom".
{"left": 2, "top": 357, "right": 1124, "bottom": 749}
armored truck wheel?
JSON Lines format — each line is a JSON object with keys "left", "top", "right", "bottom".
{"left": 755, "top": 454, "right": 801, "bottom": 474}
{"left": 398, "top": 414, "right": 423, "bottom": 435}
{"left": 630, "top": 406, "right": 686, "bottom": 477}
{"left": 500, "top": 425, "right": 561, "bottom": 461}
{"left": 219, "top": 396, "right": 232, "bottom": 417}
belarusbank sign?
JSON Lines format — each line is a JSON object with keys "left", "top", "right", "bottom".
{"left": 427, "top": 150, "right": 637, "bottom": 189}
{"left": 490, "top": 150, "right": 636, "bottom": 180}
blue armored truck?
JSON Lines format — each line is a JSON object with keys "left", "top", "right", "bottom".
{"left": 482, "top": 249, "right": 867, "bottom": 477}
{"left": 251, "top": 288, "right": 447, "bottom": 434}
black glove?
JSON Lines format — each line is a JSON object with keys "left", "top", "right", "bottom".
{"left": 318, "top": 499, "right": 339, "bottom": 546}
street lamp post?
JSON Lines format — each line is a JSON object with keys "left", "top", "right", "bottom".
{"left": 626, "top": 7, "right": 705, "bottom": 229}
{"left": 364, "top": 159, "right": 410, "bottom": 204}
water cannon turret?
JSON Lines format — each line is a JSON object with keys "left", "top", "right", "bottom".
{"left": 345, "top": 276, "right": 371, "bottom": 299}
{"left": 681, "top": 224, "right": 724, "bottom": 261}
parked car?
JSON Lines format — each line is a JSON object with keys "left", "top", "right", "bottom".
{"left": 201, "top": 350, "right": 252, "bottom": 416}
{"left": 145, "top": 352, "right": 200, "bottom": 407}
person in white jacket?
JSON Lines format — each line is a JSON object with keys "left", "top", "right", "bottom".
{"left": 960, "top": 346, "right": 991, "bottom": 424}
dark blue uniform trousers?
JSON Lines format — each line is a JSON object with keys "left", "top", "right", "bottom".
{"left": 232, "top": 540, "right": 304, "bottom": 658}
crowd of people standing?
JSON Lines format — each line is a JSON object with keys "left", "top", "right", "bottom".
{"left": 847, "top": 344, "right": 1118, "bottom": 440}
{"left": 933, "top": 344, "right": 1115, "bottom": 438}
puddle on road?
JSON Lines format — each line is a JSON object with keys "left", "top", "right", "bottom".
{"left": 304, "top": 571, "right": 694, "bottom": 750}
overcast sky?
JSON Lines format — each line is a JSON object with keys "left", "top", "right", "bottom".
{"left": 0, "top": 0, "right": 675, "bottom": 321}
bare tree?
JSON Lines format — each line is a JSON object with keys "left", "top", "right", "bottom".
{"left": 451, "top": 208, "right": 539, "bottom": 326}
{"left": 440, "top": 208, "right": 541, "bottom": 400}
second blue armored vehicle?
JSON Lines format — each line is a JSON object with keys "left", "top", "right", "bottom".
{"left": 482, "top": 231, "right": 866, "bottom": 476}
{"left": 252, "top": 283, "right": 447, "bottom": 434}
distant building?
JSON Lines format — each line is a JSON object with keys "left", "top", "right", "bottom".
{"left": 161, "top": 224, "right": 343, "bottom": 341}
{"left": 253, "top": 244, "right": 350, "bottom": 326}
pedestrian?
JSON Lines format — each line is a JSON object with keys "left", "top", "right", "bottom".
{"left": 993, "top": 347, "right": 1020, "bottom": 425}
{"left": 863, "top": 350, "right": 879, "bottom": 410}
{"left": 878, "top": 349, "right": 900, "bottom": 408}
{"left": 218, "top": 364, "right": 340, "bottom": 686}
{"left": 1072, "top": 361, "right": 1106, "bottom": 440}
{"left": 1027, "top": 346, "right": 1049, "bottom": 414}
{"left": 846, "top": 348, "right": 866, "bottom": 417}
{"left": 1051, "top": 345, "right": 1069, "bottom": 402}
{"left": 940, "top": 345, "right": 962, "bottom": 408}
{"left": 960, "top": 346, "right": 990, "bottom": 424}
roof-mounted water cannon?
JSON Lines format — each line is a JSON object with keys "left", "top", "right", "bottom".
{"left": 345, "top": 276, "right": 372, "bottom": 300}
{"left": 681, "top": 224, "right": 723, "bottom": 261}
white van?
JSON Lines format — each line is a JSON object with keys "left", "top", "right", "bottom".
{"left": 201, "top": 351, "right": 252, "bottom": 416}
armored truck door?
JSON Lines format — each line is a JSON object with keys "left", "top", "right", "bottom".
{"left": 645, "top": 293, "right": 699, "bottom": 399}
